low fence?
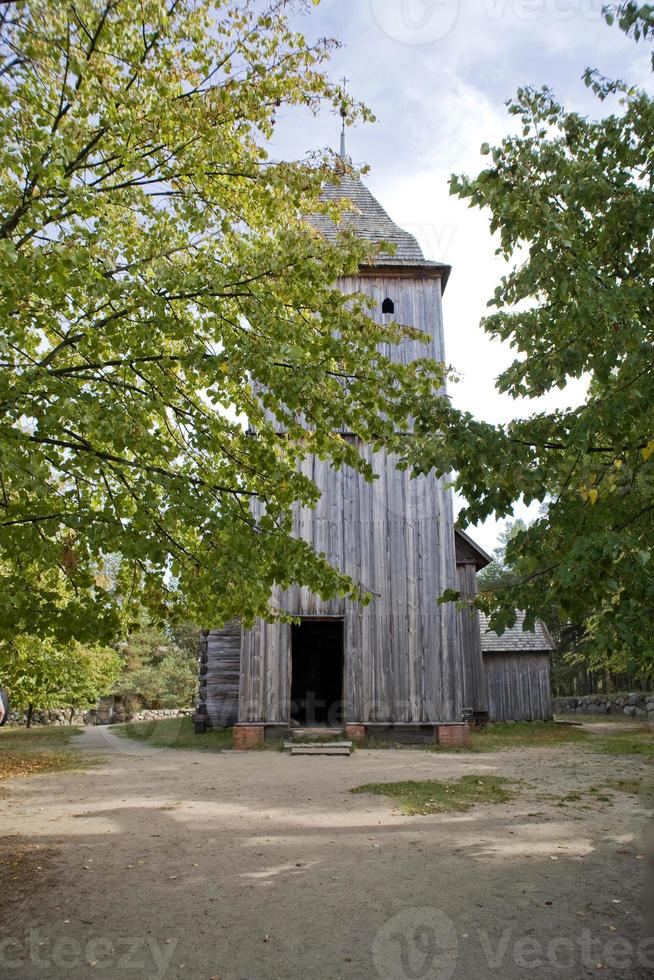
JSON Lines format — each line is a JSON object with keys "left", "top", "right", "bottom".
{"left": 553, "top": 693, "right": 654, "bottom": 718}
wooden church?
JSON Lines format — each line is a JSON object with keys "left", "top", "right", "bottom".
{"left": 195, "top": 148, "right": 552, "bottom": 747}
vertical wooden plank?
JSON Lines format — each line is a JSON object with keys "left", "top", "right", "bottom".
{"left": 483, "top": 652, "right": 553, "bottom": 722}
{"left": 235, "top": 272, "right": 464, "bottom": 726}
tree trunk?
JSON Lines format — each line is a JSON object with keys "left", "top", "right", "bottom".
{"left": 26, "top": 704, "right": 34, "bottom": 728}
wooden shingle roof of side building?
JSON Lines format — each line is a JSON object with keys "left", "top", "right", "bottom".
{"left": 479, "top": 611, "right": 555, "bottom": 655}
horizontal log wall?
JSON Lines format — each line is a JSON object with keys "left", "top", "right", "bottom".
{"left": 197, "top": 624, "right": 241, "bottom": 729}
{"left": 484, "top": 652, "right": 553, "bottom": 722}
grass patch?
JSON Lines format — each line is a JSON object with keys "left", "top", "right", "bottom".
{"left": 535, "top": 788, "right": 594, "bottom": 808}
{"left": 354, "top": 723, "right": 587, "bottom": 754}
{"left": 111, "top": 716, "right": 233, "bottom": 751}
{"left": 356, "top": 737, "right": 416, "bottom": 751}
{"left": 586, "top": 727, "right": 654, "bottom": 759}
{"left": 0, "top": 752, "right": 82, "bottom": 781}
{"left": 606, "top": 778, "right": 643, "bottom": 795}
{"left": 587, "top": 786, "right": 613, "bottom": 803}
{"left": 425, "top": 721, "right": 588, "bottom": 754}
{"left": 540, "top": 778, "right": 649, "bottom": 809}
{"left": 0, "top": 725, "right": 88, "bottom": 781}
{"left": 0, "top": 726, "right": 83, "bottom": 750}
{"left": 351, "top": 775, "right": 513, "bottom": 815}
{"left": 555, "top": 713, "right": 641, "bottom": 724}
{"left": 473, "top": 722, "right": 588, "bottom": 751}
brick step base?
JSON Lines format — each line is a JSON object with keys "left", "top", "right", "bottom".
{"left": 231, "top": 722, "right": 470, "bottom": 750}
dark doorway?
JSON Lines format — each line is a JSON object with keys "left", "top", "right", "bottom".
{"left": 291, "top": 620, "right": 344, "bottom": 727}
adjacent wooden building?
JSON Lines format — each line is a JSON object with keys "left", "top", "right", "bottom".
{"left": 196, "top": 162, "right": 553, "bottom": 745}
{"left": 480, "top": 612, "right": 554, "bottom": 722}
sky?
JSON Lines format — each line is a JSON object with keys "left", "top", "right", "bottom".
{"left": 268, "top": 0, "right": 652, "bottom": 553}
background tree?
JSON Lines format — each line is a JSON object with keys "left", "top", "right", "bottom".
{"left": 113, "top": 615, "right": 199, "bottom": 710}
{"left": 0, "top": 638, "right": 122, "bottom": 725}
{"left": 413, "top": 4, "right": 654, "bottom": 677}
{"left": 477, "top": 518, "right": 652, "bottom": 694}
{"left": 476, "top": 520, "right": 528, "bottom": 594}
{"left": 0, "top": 0, "right": 443, "bottom": 644}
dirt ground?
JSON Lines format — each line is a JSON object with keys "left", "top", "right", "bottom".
{"left": 0, "top": 725, "right": 652, "bottom": 980}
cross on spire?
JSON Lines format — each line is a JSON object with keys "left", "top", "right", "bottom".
{"left": 339, "top": 76, "right": 350, "bottom": 158}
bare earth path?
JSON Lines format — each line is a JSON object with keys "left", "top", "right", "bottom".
{"left": 0, "top": 727, "right": 652, "bottom": 980}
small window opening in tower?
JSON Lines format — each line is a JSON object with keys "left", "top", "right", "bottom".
{"left": 382, "top": 298, "right": 395, "bottom": 315}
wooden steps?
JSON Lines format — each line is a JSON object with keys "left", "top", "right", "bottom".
{"left": 285, "top": 741, "right": 352, "bottom": 757}
{"left": 285, "top": 728, "right": 352, "bottom": 755}
{"left": 291, "top": 727, "right": 344, "bottom": 739}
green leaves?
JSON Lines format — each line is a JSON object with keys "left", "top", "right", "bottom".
{"left": 603, "top": 3, "right": 654, "bottom": 41}
{"left": 0, "top": 1, "right": 443, "bottom": 641}
{"left": 0, "top": 636, "right": 122, "bottom": 713}
{"left": 414, "top": 13, "right": 654, "bottom": 673}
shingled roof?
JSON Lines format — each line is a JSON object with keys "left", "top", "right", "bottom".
{"left": 307, "top": 171, "right": 451, "bottom": 286}
{"left": 455, "top": 529, "right": 492, "bottom": 570}
{"left": 479, "top": 611, "right": 555, "bottom": 655}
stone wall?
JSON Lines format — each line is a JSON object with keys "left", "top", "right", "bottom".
{"left": 5, "top": 706, "right": 193, "bottom": 726}
{"left": 126, "top": 708, "right": 193, "bottom": 723}
{"left": 5, "top": 708, "right": 87, "bottom": 727}
{"left": 553, "top": 693, "right": 654, "bottom": 719}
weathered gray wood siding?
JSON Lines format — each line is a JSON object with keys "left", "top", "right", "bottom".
{"left": 456, "top": 562, "right": 488, "bottom": 715}
{"left": 339, "top": 273, "right": 447, "bottom": 365}
{"left": 484, "top": 652, "right": 553, "bottom": 722}
{"left": 239, "top": 272, "right": 463, "bottom": 725}
{"left": 197, "top": 624, "right": 241, "bottom": 729}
